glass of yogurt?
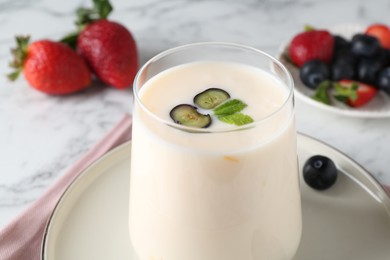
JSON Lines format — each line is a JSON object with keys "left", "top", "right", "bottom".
{"left": 129, "top": 42, "right": 302, "bottom": 260}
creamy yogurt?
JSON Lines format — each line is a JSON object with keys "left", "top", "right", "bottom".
{"left": 129, "top": 61, "right": 301, "bottom": 260}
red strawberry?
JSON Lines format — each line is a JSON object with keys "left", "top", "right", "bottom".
{"left": 334, "top": 80, "right": 378, "bottom": 107}
{"left": 288, "top": 29, "right": 335, "bottom": 67}
{"left": 365, "top": 23, "right": 390, "bottom": 49}
{"left": 8, "top": 36, "right": 91, "bottom": 95}
{"left": 77, "top": 19, "right": 138, "bottom": 89}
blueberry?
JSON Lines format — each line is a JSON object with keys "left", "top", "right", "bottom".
{"left": 377, "top": 67, "right": 390, "bottom": 95}
{"left": 194, "top": 88, "right": 230, "bottom": 109}
{"left": 334, "top": 35, "right": 351, "bottom": 50}
{"left": 372, "top": 48, "right": 390, "bottom": 67}
{"left": 357, "top": 59, "right": 382, "bottom": 85}
{"left": 333, "top": 49, "right": 357, "bottom": 65}
{"left": 170, "top": 104, "right": 211, "bottom": 128}
{"left": 351, "top": 34, "right": 381, "bottom": 58}
{"left": 303, "top": 155, "right": 338, "bottom": 190}
{"left": 331, "top": 60, "right": 355, "bottom": 81}
{"left": 299, "top": 60, "right": 330, "bottom": 89}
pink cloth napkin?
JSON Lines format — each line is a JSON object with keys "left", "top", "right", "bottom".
{"left": 385, "top": 185, "right": 390, "bottom": 195}
{"left": 0, "top": 114, "right": 133, "bottom": 260}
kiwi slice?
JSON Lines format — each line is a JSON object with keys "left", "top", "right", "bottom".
{"left": 169, "top": 104, "right": 211, "bottom": 128}
{"left": 193, "top": 88, "right": 230, "bottom": 109}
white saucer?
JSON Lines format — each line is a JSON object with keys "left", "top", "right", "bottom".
{"left": 278, "top": 24, "right": 390, "bottom": 118}
{"left": 41, "top": 134, "right": 390, "bottom": 260}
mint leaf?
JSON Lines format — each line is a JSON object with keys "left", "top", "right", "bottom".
{"left": 213, "top": 99, "right": 247, "bottom": 116}
{"left": 312, "top": 81, "right": 332, "bottom": 105}
{"left": 209, "top": 98, "right": 253, "bottom": 126}
{"left": 218, "top": 113, "right": 254, "bottom": 126}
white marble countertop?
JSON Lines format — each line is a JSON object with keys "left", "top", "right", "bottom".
{"left": 1, "top": 0, "right": 390, "bottom": 229}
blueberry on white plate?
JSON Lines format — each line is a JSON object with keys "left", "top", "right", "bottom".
{"left": 303, "top": 155, "right": 338, "bottom": 190}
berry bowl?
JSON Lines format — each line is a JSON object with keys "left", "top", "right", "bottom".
{"left": 278, "top": 23, "right": 390, "bottom": 118}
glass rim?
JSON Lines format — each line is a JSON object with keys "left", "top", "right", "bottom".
{"left": 133, "top": 42, "right": 294, "bottom": 133}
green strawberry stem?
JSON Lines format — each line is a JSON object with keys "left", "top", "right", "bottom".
{"left": 312, "top": 80, "right": 332, "bottom": 105}
{"left": 59, "top": 31, "right": 79, "bottom": 49}
{"left": 59, "top": 0, "right": 113, "bottom": 48}
{"left": 333, "top": 82, "right": 358, "bottom": 102}
{"left": 7, "top": 35, "right": 30, "bottom": 81}
{"left": 312, "top": 81, "right": 361, "bottom": 106}
{"left": 76, "top": 0, "right": 112, "bottom": 27}
{"left": 93, "top": 0, "right": 113, "bottom": 20}
{"left": 304, "top": 24, "right": 315, "bottom": 32}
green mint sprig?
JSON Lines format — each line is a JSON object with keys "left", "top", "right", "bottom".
{"left": 213, "top": 99, "right": 254, "bottom": 126}
{"left": 213, "top": 99, "right": 247, "bottom": 116}
{"left": 218, "top": 113, "right": 254, "bottom": 126}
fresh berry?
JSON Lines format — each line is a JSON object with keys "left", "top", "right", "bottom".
{"left": 350, "top": 34, "right": 381, "bottom": 58}
{"left": 333, "top": 50, "right": 357, "bottom": 69}
{"left": 299, "top": 59, "right": 330, "bottom": 89}
{"left": 303, "top": 155, "right": 338, "bottom": 190}
{"left": 331, "top": 60, "right": 355, "bottom": 81}
{"left": 193, "top": 88, "right": 230, "bottom": 109}
{"left": 357, "top": 58, "right": 382, "bottom": 85}
{"left": 365, "top": 23, "right": 390, "bottom": 49}
{"left": 290, "top": 24, "right": 390, "bottom": 108}
{"left": 288, "top": 29, "right": 335, "bottom": 67}
{"left": 334, "top": 35, "right": 351, "bottom": 50}
{"left": 170, "top": 104, "right": 211, "bottom": 128}
{"left": 8, "top": 36, "right": 91, "bottom": 95}
{"left": 334, "top": 80, "right": 378, "bottom": 107}
{"left": 377, "top": 67, "right": 390, "bottom": 94}
{"left": 371, "top": 48, "right": 390, "bottom": 67}
{"left": 61, "top": 0, "right": 138, "bottom": 89}
{"left": 77, "top": 20, "right": 138, "bottom": 89}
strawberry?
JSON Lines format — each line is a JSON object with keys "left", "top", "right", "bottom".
{"left": 77, "top": 20, "right": 138, "bottom": 89}
{"left": 8, "top": 36, "right": 91, "bottom": 95}
{"left": 288, "top": 28, "right": 335, "bottom": 67}
{"left": 365, "top": 23, "right": 390, "bottom": 49}
{"left": 334, "top": 80, "right": 378, "bottom": 107}
{"left": 61, "top": 0, "right": 138, "bottom": 89}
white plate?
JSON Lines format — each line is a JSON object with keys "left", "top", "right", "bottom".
{"left": 279, "top": 24, "right": 390, "bottom": 118}
{"left": 41, "top": 134, "right": 390, "bottom": 260}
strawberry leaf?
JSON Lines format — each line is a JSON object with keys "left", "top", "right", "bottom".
{"left": 59, "top": 32, "right": 79, "bottom": 49}
{"left": 75, "top": 8, "right": 97, "bottom": 27}
{"left": 333, "top": 82, "right": 358, "bottom": 102}
{"left": 76, "top": 0, "right": 113, "bottom": 25}
{"left": 304, "top": 24, "right": 315, "bottom": 32}
{"left": 7, "top": 35, "right": 30, "bottom": 81}
{"left": 312, "top": 80, "right": 332, "bottom": 105}
{"left": 7, "top": 70, "right": 21, "bottom": 81}
{"left": 93, "top": 0, "right": 113, "bottom": 19}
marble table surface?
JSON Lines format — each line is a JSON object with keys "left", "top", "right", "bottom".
{"left": 1, "top": 0, "right": 390, "bottom": 229}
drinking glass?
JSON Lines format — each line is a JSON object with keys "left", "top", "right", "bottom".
{"left": 129, "top": 42, "right": 302, "bottom": 260}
